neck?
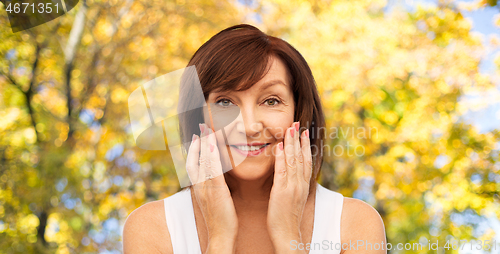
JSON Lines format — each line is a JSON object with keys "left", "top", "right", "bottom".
{"left": 225, "top": 172, "right": 274, "bottom": 202}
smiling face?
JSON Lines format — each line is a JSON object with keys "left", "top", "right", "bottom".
{"left": 204, "top": 56, "right": 295, "bottom": 180}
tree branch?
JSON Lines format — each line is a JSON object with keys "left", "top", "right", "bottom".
{"left": 25, "top": 43, "right": 42, "bottom": 143}
{"left": 0, "top": 70, "right": 23, "bottom": 93}
{"left": 0, "top": 42, "right": 42, "bottom": 142}
{"left": 64, "top": 0, "right": 88, "bottom": 141}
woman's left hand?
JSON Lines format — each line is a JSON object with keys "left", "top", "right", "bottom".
{"left": 267, "top": 121, "right": 312, "bottom": 253}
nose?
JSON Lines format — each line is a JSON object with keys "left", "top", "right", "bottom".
{"left": 235, "top": 105, "right": 263, "bottom": 137}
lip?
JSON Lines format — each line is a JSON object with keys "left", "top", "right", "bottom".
{"left": 229, "top": 143, "right": 270, "bottom": 157}
{"left": 231, "top": 142, "right": 268, "bottom": 146}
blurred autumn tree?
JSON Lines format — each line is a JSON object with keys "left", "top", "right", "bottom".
{"left": 260, "top": 0, "right": 500, "bottom": 251}
{"left": 0, "top": 0, "right": 499, "bottom": 254}
{"left": 0, "top": 0, "right": 243, "bottom": 252}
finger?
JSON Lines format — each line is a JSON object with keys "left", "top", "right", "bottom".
{"left": 294, "top": 122, "right": 304, "bottom": 183}
{"left": 273, "top": 142, "right": 286, "bottom": 188}
{"left": 207, "top": 128, "right": 224, "bottom": 182}
{"left": 198, "top": 123, "right": 208, "bottom": 183}
{"left": 186, "top": 134, "right": 200, "bottom": 185}
{"left": 284, "top": 124, "right": 296, "bottom": 182}
{"left": 301, "top": 129, "right": 312, "bottom": 183}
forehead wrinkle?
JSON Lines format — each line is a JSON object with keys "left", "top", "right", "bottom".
{"left": 258, "top": 79, "right": 288, "bottom": 91}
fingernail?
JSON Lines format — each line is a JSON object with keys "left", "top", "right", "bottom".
{"left": 290, "top": 128, "right": 294, "bottom": 138}
{"left": 210, "top": 144, "right": 214, "bottom": 152}
{"left": 278, "top": 142, "right": 283, "bottom": 151}
{"left": 192, "top": 134, "right": 196, "bottom": 142}
{"left": 199, "top": 123, "right": 204, "bottom": 134}
{"left": 305, "top": 129, "right": 309, "bottom": 138}
{"left": 295, "top": 122, "right": 300, "bottom": 132}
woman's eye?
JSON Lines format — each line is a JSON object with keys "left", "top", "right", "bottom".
{"left": 265, "top": 98, "right": 280, "bottom": 106}
{"left": 216, "top": 99, "right": 233, "bottom": 107}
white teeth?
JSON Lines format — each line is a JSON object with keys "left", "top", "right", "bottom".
{"left": 234, "top": 145, "right": 267, "bottom": 151}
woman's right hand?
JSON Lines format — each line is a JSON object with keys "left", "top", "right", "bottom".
{"left": 186, "top": 123, "right": 238, "bottom": 253}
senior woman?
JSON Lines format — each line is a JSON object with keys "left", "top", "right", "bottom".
{"left": 123, "top": 24, "right": 386, "bottom": 254}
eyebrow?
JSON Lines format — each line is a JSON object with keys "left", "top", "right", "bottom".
{"left": 259, "top": 79, "right": 287, "bottom": 90}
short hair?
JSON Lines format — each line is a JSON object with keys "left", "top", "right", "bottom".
{"left": 178, "top": 24, "right": 326, "bottom": 182}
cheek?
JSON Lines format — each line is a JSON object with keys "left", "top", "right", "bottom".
{"left": 267, "top": 105, "right": 295, "bottom": 140}
{"left": 265, "top": 116, "right": 294, "bottom": 141}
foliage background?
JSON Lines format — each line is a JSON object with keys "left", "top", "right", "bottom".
{"left": 1, "top": 0, "right": 499, "bottom": 253}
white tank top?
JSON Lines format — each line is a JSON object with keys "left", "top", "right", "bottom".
{"left": 163, "top": 183, "right": 344, "bottom": 254}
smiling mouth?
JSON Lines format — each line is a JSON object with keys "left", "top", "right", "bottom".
{"left": 228, "top": 143, "right": 271, "bottom": 156}
{"left": 229, "top": 144, "right": 270, "bottom": 151}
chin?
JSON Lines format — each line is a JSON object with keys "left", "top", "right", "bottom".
{"left": 225, "top": 161, "right": 274, "bottom": 181}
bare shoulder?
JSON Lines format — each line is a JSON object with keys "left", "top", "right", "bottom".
{"left": 123, "top": 199, "right": 172, "bottom": 254}
{"left": 340, "top": 197, "right": 386, "bottom": 253}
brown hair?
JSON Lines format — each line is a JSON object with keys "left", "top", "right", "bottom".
{"left": 178, "top": 24, "right": 326, "bottom": 181}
